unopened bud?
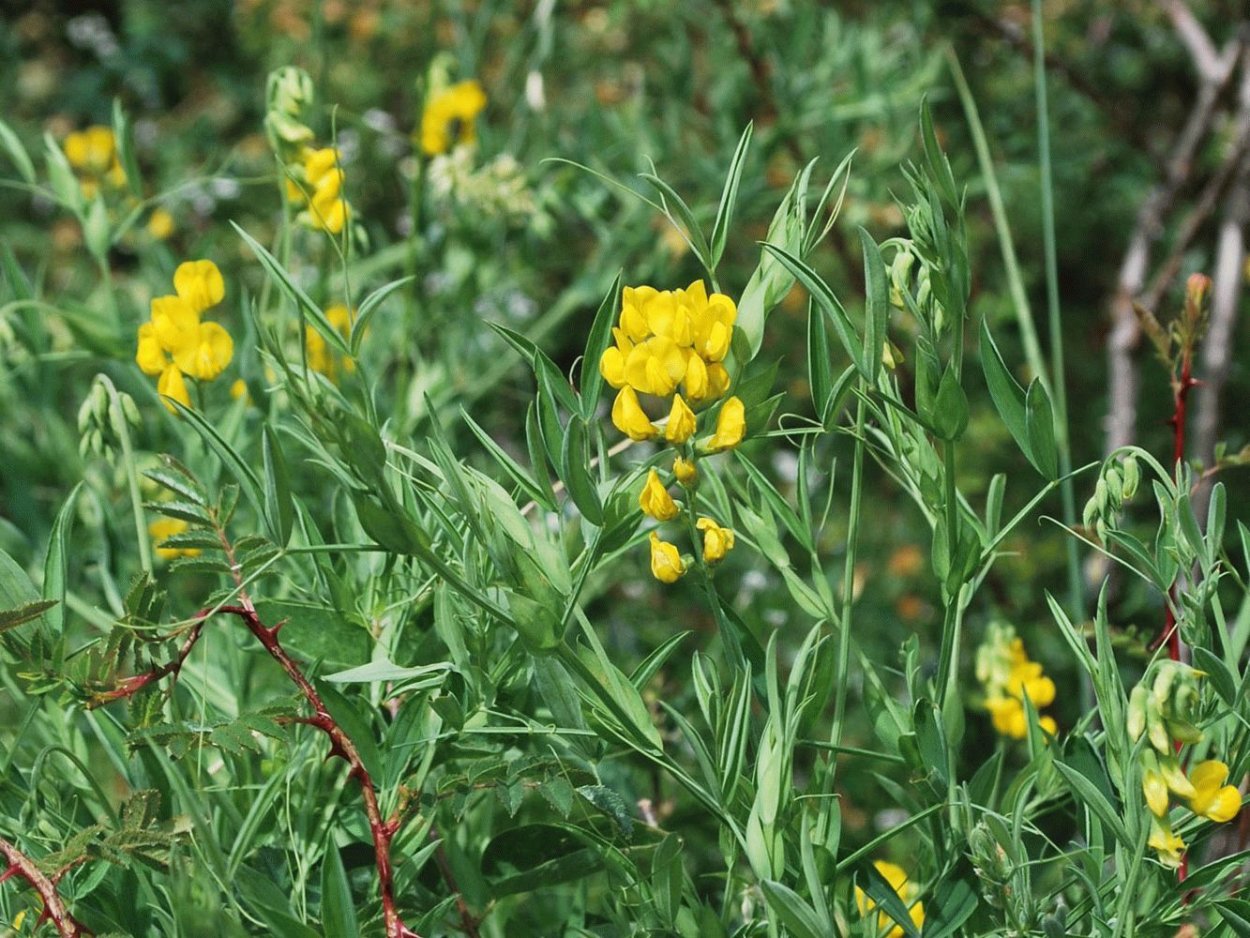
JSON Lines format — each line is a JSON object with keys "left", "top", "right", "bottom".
{"left": 1121, "top": 455, "right": 1140, "bottom": 501}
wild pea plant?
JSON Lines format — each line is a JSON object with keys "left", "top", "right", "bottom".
{"left": 0, "top": 64, "right": 1247, "bottom": 938}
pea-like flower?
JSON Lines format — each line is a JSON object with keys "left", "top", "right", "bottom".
{"left": 673, "top": 456, "right": 698, "bottom": 485}
{"left": 288, "top": 147, "right": 351, "bottom": 234}
{"left": 64, "top": 125, "right": 126, "bottom": 198}
{"left": 975, "top": 624, "right": 1058, "bottom": 740}
{"left": 665, "top": 394, "right": 696, "bottom": 444}
{"left": 1187, "top": 761, "right": 1242, "bottom": 823}
{"left": 705, "top": 396, "right": 746, "bottom": 453}
{"left": 1148, "top": 816, "right": 1186, "bottom": 870}
{"left": 696, "top": 517, "right": 735, "bottom": 564}
{"left": 135, "top": 259, "right": 233, "bottom": 410}
{"left": 639, "top": 470, "right": 680, "bottom": 522}
{"left": 611, "top": 386, "right": 657, "bottom": 441}
{"left": 853, "top": 861, "right": 925, "bottom": 938}
{"left": 648, "top": 532, "right": 685, "bottom": 584}
{"left": 421, "top": 80, "right": 488, "bottom": 156}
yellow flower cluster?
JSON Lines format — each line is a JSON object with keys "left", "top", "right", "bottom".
{"left": 306, "top": 303, "right": 355, "bottom": 381}
{"left": 148, "top": 517, "right": 201, "bottom": 561}
{"left": 64, "top": 125, "right": 126, "bottom": 198}
{"left": 854, "top": 860, "right": 925, "bottom": 938}
{"left": 609, "top": 281, "right": 746, "bottom": 583}
{"left": 420, "top": 80, "right": 488, "bottom": 156}
{"left": 135, "top": 260, "right": 233, "bottom": 411}
{"left": 975, "top": 623, "right": 1057, "bottom": 739}
{"left": 287, "top": 147, "right": 351, "bottom": 235}
{"left": 600, "top": 282, "right": 740, "bottom": 441}
{"left": 1128, "top": 662, "right": 1242, "bottom": 869}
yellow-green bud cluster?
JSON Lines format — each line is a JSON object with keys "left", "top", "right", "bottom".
{"left": 1127, "top": 661, "right": 1242, "bottom": 869}
{"left": 1082, "top": 454, "right": 1139, "bottom": 542}
{"left": 78, "top": 376, "right": 140, "bottom": 458}
{"left": 264, "top": 67, "right": 316, "bottom": 163}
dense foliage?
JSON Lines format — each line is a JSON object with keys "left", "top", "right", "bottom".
{"left": 2, "top": 2, "right": 1249, "bottom": 936}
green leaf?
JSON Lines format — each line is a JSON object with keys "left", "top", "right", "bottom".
{"left": 0, "top": 118, "right": 35, "bottom": 184}
{"left": 262, "top": 426, "right": 294, "bottom": 546}
{"left": 0, "top": 599, "right": 57, "bottom": 634}
{"left": 922, "top": 873, "right": 979, "bottom": 938}
{"left": 322, "top": 659, "right": 448, "bottom": 687}
{"left": 560, "top": 414, "right": 603, "bottom": 524}
{"left": 232, "top": 222, "right": 350, "bottom": 355}
{"left": 43, "top": 132, "right": 81, "bottom": 213}
{"left": 1192, "top": 646, "right": 1237, "bottom": 706}
{"left": 932, "top": 366, "right": 969, "bottom": 440}
{"left": 461, "top": 409, "right": 555, "bottom": 512}
{"left": 807, "top": 299, "right": 834, "bottom": 421}
{"left": 1054, "top": 760, "right": 1130, "bottom": 846}
{"left": 168, "top": 400, "right": 264, "bottom": 517}
{"left": 759, "top": 880, "right": 827, "bottom": 938}
{"left": 857, "top": 861, "right": 921, "bottom": 938}
{"left": 1025, "top": 378, "right": 1058, "bottom": 480}
{"left": 979, "top": 319, "right": 1039, "bottom": 470}
{"left": 579, "top": 272, "right": 622, "bottom": 420}
{"left": 920, "top": 98, "right": 958, "bottom": 208}
{"left": 320, "top": 841, "right": 358, "bottom": 938}
{"left": 1217, "top": 899, "right": 1250, "bottom": 938}
{"left": 859, "top": 227, "right": 888, "bottom": 383}
{"left": 349, "top": 276, "right": 413, "bottom": 356}
{"left": 639, "top": 171, "right": 711, "bottom": 266}
{"left": 43, "top": 483, "right": 81, "bottom": 633}
{"left": 761, "top": 242, "right": 866, "bottom": 378}
{"left": 710, "top": 123, "right": 753, "bottom": 268}
{"left": 145, "top": 500, "right": 214, "bottom": 527}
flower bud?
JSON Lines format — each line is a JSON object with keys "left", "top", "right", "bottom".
{"left": 665, "top": 394, "right": 696, "bottom": 445}
{"left": 673, "top": 456, "right": 698, "bottom": 485}
{"left": 648, "top": 532, "right": 685, "bottom": 583}
{"left": 705, "top": 396, "right": 745, "bottom": 453}
{"left": 696, "top": 517, "right": 735, "bottom": 564}
{"left": 1121, "top": 455, "right": 1140, "bottom": 501}
{"left": 639, "top": 469, "right": 680, "bottom": 521}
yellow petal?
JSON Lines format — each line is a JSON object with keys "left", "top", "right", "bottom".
{"left": 648, "top": 532, "right": 685, "bottom": 583}
{"left": 1142, "top": 767, "right": 1169, "bottom": 817}
{"left": 706, "top": 363, "right": 730, "bottom": 399}
{"left": 665, "top": 394, "right": 696, "bottom": 444}
{"left": 135, "top": 322, "right": 168, "bottom": 376}
{"left": 600, "top": 346, "right": 626, "bottom": 388}
{"left": 611, "top": 387, "right": 656, "bottom": 441}
{"left": 706, "top": 396, "right": 746, "bottom": 452}
{"left": 173, "top": 321, "right": 234, "bottom": 381}
{"left": 151, "top": 295, "right": 200, "bottom": 354}
{"left": 673, "top": 456, "right": 698, "bottom": 485}
{"left": 639, "top": 469, "right": 680, "bottom": 521}
{"left": 157, "top": 365, "right": 190, "bottom": 411}
{"left": 697, "top": 516, "right": 735, "bottom": 564}
{"left": 683, "top": 353, "right": 709, "bottom": 402}
{"left": 173, "top": 259, "right": 225, "bottom": 313}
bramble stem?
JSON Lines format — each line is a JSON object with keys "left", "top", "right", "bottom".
{"left": 0, "top": 837, "right": 90, "bottom": 937}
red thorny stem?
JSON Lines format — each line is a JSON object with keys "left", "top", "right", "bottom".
{"left": 0, "top": 837, "right": 91, "bottom": 937}
{"left": 90, "top": 527, "right": 422, "bottom": 938}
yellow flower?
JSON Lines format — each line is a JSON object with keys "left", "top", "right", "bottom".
{"left": 135, "top": 322, "right": 167, "bottom": 376}
{"left": 173, "top": 259, "right": 225, "bottom": 313}
{"left": 157, "top": 364, "right": 190, "bottom": 411}
{"left": 611, "top": 387, "right": 657, "bottom": 441}
{"left": 665, "top": 394, "right": 696, "bottom": 444}
{"left": 1148, "top": 816, "right": 1186, "bottom": 870}
{"left": 147, "top": 208, "right": 175, "bottom": 240}
{"left": 639, "top": 469, "right": 680, "bottom": 521}
{"left": 673, "top": 456, "right": 698, "bottom": 485}
{"left": 976, "top": 625, "right": 1059, "bottom": 740}
{"left": 173, "top": 321, "right": 234, "bottom": 381}
{"left": 149, "top": 517, "right": 201, "bottom": 561}
{"left": 421, "top": 80, "right": 488, "bottom": 156}
{"left": 696, "top": 517, "right": 735, "bottom": 564}
{"left": 65, "top": 125, "right": 125, "bottom": 192}
{"left": 230, "top": 378, "right": 250, "bottom": 401}
{"left": 854, "top": 860, "right": 925, "bottom": 938}
{"left": 648, "top": 532, "right": 685, "bottom": 584}
{"left": 706, "top": 396, "right": 746, "bottom": 452}
{"left": 985, "top": 696, "right": 1026, "bottom": 740}
{"left": 1141, "top": 753, "right": 1169, "bottom": 817}
{"left": 1188, "top": 760, "right": 1242, "bottom": 823}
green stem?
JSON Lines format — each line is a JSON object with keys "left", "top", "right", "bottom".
{"left": 104, "top": 378, "right": 153, "bottom": 574}
{"left": 1032, "top": 0, "right": 1085, "bottom": 648}
{"left": 828, "top": 394, "right": 867, "bottom": 767}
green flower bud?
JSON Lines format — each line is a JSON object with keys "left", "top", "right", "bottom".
{"left": 1121, "top": 455, "right": 1140, "bottom": 501}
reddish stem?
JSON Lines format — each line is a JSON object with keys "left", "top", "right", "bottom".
{"left": 0, "top": 837, "right": 91, "bottom": 937}
{"left": 86, "top": 621, "right": 203, "bottom": 709}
